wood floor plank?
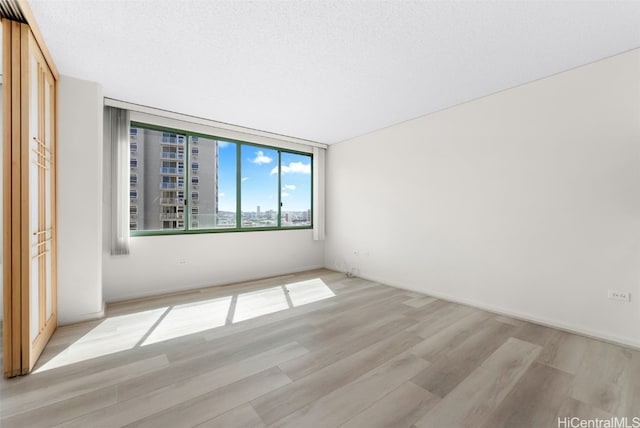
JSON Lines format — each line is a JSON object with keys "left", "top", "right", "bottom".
{"left": 492, "top": 315, "right": 525, "bottom": 327}
{"left": 570, "top": 339, "right": 637, "bottom": 416}
{"left": 511, "top": 320, "right": 557, "bottom": 346}
{"left": 115, "top": 322, "right": 312, "bottom": 402}
{"left": 556, "top": 397, "right": 617, "bottom": 422}
{"left": 253, "top": 331, "right": 423, "bottom": 425}
{"left": 402, "top": 299, "right": 451, "bottom": 320}
{"left": 414, "top": 338, "right": 541, "bottom": 428}
{"left": 295, "top": 310, "right": 414, "bottom": 358}
{"left": 194, "top": 404, "right": 264, "bottom": 428}
{"left": 339, "top": 381, "right": 439, "bottom": 428}
{"left": 402, "top": 296, "right": 438, "bottom": 308}
{"left": 267, "top": 352, "right": 429, "bottom": 428}
{"left": 411, "top": 318, "right": 516, "bottom": 397}
{"left": 0, "top": 385, "right": 117, "bottom": 428}
{"left": 480, "top": 362, "right": 573, "bottom": 428}
{"left": 124, "top": 367, "right": 288, "bottom": 428}
{"left": 57, "top": 342, "right": 306, "bottom": 428}
{"left": 409, "top": 309, "right": 493, "bottom": 362}
{"left": 306, "top": 293, "right": 409, "bottom": 329}
{"left": 167, "top": 316, "right": 315, "bottom": 363}
{"left": 407, "top": 303, "right": 476, "bottom": 339}
{"left": 201, "top": 281, "right": 393, "bottom": 343}
{"left": 1, "top": 354, "right": 169, "bottom": 418}
{"left": 280, "top": 315, "right": 416, "bottom": 381}
{"left": 536, "top": 330, "right": 589, "bottom": 374}
{"left": 303, "top": 287, "right": 405, "bottom": 327}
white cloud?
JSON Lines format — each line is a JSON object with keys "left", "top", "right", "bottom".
{"left": 282, "top": 192, "right": 290, "bottom": 197}
{"left": 241, "top": 177, "right": 249, "bottom": 182}
{"left": 219, "top": 192, "right": 225, "bottom": 197}
{"left": 218, "top": 141, "right": 230, "bottom": 149}
{"left": 250, "top": 150, "right": 273, "bottom": 165}
{"left": 283, "top": 184, "right": 296, "bottom": 191}
{"left": 272, "top": 161, "right": 311, "bottom": 175}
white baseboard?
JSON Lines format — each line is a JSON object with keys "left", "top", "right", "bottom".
{"left": 58, "top": 301, "right": 106, "bottom": 326}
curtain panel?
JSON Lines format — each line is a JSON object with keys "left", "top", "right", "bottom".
{"left": 105, "top": 106, "right": 131, "bottom": 255}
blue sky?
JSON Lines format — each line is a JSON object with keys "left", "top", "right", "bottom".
{"left": 217, "top": 142, "right": 311, "bottom": 213}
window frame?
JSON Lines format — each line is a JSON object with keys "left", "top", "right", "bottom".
{"left": 129, "top": 121, "right": 313, "bottom": 237}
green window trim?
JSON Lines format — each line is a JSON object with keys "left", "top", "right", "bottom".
{"left": 129, "top": 121, "right": 313, "bottom": 237}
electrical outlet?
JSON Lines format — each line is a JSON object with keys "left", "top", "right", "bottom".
{"left": 177, "top": 259, "right": 188, "bottom": 265}
{"left": 607, "top": 289, "right": 630, "bottom": 302}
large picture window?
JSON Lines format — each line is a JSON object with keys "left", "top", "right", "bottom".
{"left": 129, "top": 122, "right": 312, "bottom": 235}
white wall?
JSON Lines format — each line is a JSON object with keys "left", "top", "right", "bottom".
{"left": 58, "top": 75, "right": 104, "bottom": 324}
{"left": 325, "top": 49, "right": 640, "bottom": 348}
{"left": 103, "top": 230, "right": 324, "bottom": 302}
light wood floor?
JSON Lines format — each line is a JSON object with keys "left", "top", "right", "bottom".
{"left": 1, "top": 269, "right": 638, "bottom": 427}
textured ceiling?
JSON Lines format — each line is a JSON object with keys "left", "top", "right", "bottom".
{"left": 29, "top": 1, "right": 640, "bottom": 144}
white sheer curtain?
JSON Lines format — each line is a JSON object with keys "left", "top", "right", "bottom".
{"left": 105, "top": 106, "right": 131, "bottom": 255}
{"left": 313, "top": 146, "right": 326, "bottom": 241}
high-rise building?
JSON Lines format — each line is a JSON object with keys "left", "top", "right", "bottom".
{"left": 130, "top": 127, "right": 218, "bottom": 231}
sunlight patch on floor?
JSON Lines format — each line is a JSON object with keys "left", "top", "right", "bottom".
{"left": 142, "top": 296, "right": 231, "bottom": 346}
{"left": 33, "top": 278, "right": 336, "bottom": 372}
{"left": 33, "top": 308, "right": 167, "bottom": 373}
{"left": 233, "top": 286, "right": 290, "bottom": 323}
{"left": 286, "top": 278, "right": 336, "bottom": 306}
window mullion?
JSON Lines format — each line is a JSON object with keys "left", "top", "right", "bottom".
{"left": 277, "top": 150, "right": 282, "bottom": 228}
{"left": 182, "top": 134, "right": 188, "bottom": 231}
{"left": 236, "top": 143, "right": 242, "bottom": 229}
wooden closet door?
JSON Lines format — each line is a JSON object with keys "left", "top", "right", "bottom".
{"left": 23, "top": 25, "right": 57, "bottom": 371}
{"left": 3, "top": 21, "right": 57, "bottom": 377}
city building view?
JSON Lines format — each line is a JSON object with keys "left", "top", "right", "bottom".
{"left": 130, "top": 126, "right": 312, "bottom": 232}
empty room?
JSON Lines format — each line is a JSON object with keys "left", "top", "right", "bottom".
{"left": 1, "top": 0, "right": 639, "bottom": 427}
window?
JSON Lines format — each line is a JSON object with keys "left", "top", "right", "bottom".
{"left": 160, "top": 146, "right": 184, "bottom": 160}
{"left": 161, "top": 132, "right": 185, "bottom": 145}
{"left": 280, "top": 152, "right": 312, "bottom": 227}
{"left": 241, "top": 145, "right": 278, "bottom": 228}
{"left": 129, "top": 122, "right": 312, "bottom": 235}
{"left": 130, "top": 158, "right": 138, "bottom": 168}
{"left": 187, "top": 135, "right": 237, "bottom": 230}
{"left": 161, "top": 161, "right": 183, "bottom": 175}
